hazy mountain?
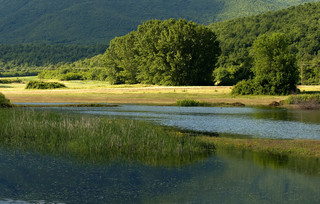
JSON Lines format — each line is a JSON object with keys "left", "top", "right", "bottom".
{"left": 0, "top": 0, "right": 318, "bottom": 44}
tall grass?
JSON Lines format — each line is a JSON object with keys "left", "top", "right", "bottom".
{"left": 285, "top": 94, "right": 320, "bottom": 109}
{"left": 0, "top": 109, "right": 212, "bottom": 166}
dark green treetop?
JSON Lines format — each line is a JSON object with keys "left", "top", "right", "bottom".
{"left": 104, "top": 19, "right": 221, "bottom": 86}
{"left": 232, "top": 33, "right": 299, "bottom": 95}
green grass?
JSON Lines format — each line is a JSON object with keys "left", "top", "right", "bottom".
{"left": 0, "top": 109, "right": 212, "bottom": 166}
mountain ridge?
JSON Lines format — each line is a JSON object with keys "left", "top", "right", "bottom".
{"left": 0, "top": 0, "right": 318, "bottom": 44}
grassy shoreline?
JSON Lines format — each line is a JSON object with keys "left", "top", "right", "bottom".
{"left": 1, "top": 77, "right": 320, "bottom": 163}
{"left": 0, "top": 108, "right": 212, "bottom": 166}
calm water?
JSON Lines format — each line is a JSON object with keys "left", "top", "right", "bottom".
{"left": 30, "top": 104, "right": 320, "bottom": 139}
{"left": 3, "top": 104, "right": 320, "bottom": 203}
{"left": 1, "top": 148, "right": 320, "bottom": 204}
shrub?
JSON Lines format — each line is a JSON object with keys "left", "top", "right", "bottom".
{"left": 176, "top": 99, "right": 211, "bottom": 107}
{"left": 231, "top": 79, "right": 257, "bottom": 95}
{"left": 0, "top": 79, "right": 22, "bottom": 84}
{"left": 59, "top": 72, "right": 84, "bottom": 81}
{"left": 0, "top": 93, "right": 12, "bottom": 108}
{"left": 25, "top": 81, "right": 66, "bottom": 89}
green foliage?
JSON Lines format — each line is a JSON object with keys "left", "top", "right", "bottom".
{"left": 104, "top": 19, "right": 221, "bottom": 86}
{"left": 176, "top": 99, "right": 211, "bottom": 107}
{"left": 0, "top": 44, "right": 106, "bottom": 77}
{"left": 286, "top": 94, "right": 320, "bottom": 104}
{"left": 251, "top": 33, "right": 299, "bottom": 95}
{"left": 39, "top": 54, "right": 107, "bottom": 81}
{"left": 0, "top": 0, "right": 316, "bottom": 44}
{"left": 0, "top": 93, "right": 12, "bottom": 108}
{"left": 231, "top": 79, "right": 257, "bottom": 95}
{"left": 0, "top": 109, "right": 212, "bottom": 166}
{"left": 210, "top": 2, "right": 320, "bottom": 85}
{"left": 285, "top": 94, "right": 320, "bottom": 109}
{"left": 232, "top": 33, "right": 299, "bottom": 95}
{"left": 25, "top": 81, "right": 66, "bottom": 89}
{"left": 0, "top": 78, "right": 22, "bottom": 84}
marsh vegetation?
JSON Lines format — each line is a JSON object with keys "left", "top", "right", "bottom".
{"left": 0, "top": 108, "right": 212, "bottom": 166}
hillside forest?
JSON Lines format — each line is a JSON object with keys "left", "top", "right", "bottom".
{"left": 1, "top": 2, "right": 320, "bottom": 86}
{"left": 0, "top": 0, "right": 317, "bottom": 44}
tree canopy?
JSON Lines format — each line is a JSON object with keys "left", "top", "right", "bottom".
{"left": 232, "top": 33, "right": 299, "bottom": 95}
{"left": 104, "top": 19, "right": 221, "bottom": 86}
{"left": 210, "top": 2, "right": 320, "bottom": 85}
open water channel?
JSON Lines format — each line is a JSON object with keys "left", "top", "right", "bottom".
{"left": 1, "top": 104, "right": 320, "bottom": 203}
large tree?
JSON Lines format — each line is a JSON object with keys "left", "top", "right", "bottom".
{"left": 232, "top": 33, "right": 299, "bottom": 95}
{"left": 104, "top": 19, "right": 221, "bottom": 85}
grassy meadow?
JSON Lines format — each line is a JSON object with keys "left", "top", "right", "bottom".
{"left": 0, "top": 77, "right": 288, "bottom": 105}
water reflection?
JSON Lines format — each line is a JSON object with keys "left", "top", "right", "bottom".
{"left": 1, "top": 149, "right": 320, "bottom": 203}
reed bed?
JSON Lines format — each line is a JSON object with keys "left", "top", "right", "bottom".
{"left": 0, "top": 109, "right": 212, "bottom": 166}
{"left": 285, "top": 94, "right": 320, "bottom": 109}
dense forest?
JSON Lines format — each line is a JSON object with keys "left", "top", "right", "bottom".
{"left": 40, "top": 2, "right": 320, "bottom": 85}
{"left": 2, "top": 2, "right": 320, "bottom": 85}
{"left": 0, "top": 44, "right": 106, "bottom": 77}
{"left": 210, "top": 2, "right": 320, "bottom": 85}
{"left": 0, "top": 0, "right": 317, "bottom": 44}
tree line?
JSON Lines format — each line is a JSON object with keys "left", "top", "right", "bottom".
{"left": 41, "top": 19, "right": 221, "bottom": 86}
{"left": 210, "top": 2, "right": 320, "bottom": 85}
{"left": 0, "top": 44, "right": 106, "bottom": 77}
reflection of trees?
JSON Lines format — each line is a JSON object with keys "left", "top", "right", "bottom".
{"left": 218, "top": 148, "right": 320, "bottom": 177}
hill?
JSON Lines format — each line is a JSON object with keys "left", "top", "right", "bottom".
{"left": 209, "top": 2, "right": 320, "bottom": 85}
{"left": 0, "top": 0, "right": 318, "bottom": 44}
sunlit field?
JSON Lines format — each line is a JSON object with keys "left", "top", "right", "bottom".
{"left": 0, "top": 77, "right": 293, "bottom": 105}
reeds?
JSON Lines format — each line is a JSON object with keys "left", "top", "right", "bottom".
{"left": 0, "top": 109, "right": 212, "bottom": 166}
{"left": 285, "top": 94, "right": 320, "bottom": 109}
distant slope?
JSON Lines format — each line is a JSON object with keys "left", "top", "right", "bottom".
{"left": 209, "top": 2, "right": 320, "bottom": 85}
{"left": 0, "top": 0, "right": 318, "bottom": 44}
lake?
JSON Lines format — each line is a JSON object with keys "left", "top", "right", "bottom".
{"left": 31, "top": 104, "right": 320, "bottom": 139}
{"left": 1, "top": 104, "right": 320, "bottom": 203}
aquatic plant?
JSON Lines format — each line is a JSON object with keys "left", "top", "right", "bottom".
{"left": 25, "top": 81, "right": 66, "bottom": 89}
{"left": 285, "top": 94, "right": 320, "bottom": 109}
{"left": 0, "top": 109, "right": 212, "bottom": 166}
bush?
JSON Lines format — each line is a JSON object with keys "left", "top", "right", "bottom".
{"left": 0, "top": 78, "right": 22, "bottom": 84}
{"left": 25, "top": 81, "right": 66, "bottom": 89}
{"left": 59, "top": 72, "right": 84, "bottom": 81}
{"left": 0, "top": 93, "right": 12, "bottom": 108}
{"left": 231, "top": 79, "right": 257, "bottom": 95}
{"left": 176, "top": 99, "right": 211, "bottom": 107}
